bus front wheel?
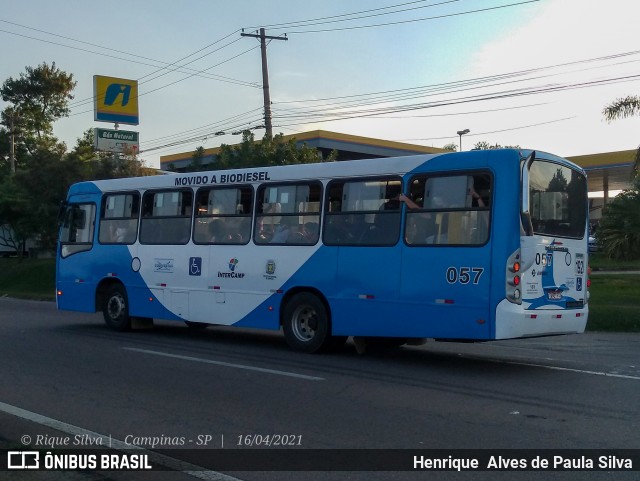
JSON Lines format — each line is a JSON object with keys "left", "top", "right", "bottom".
{"left": 282, "top": 293, "right": 333, "bottom": 353}
{"left": 103, "top": 285, "right": 131, "bottom": 331}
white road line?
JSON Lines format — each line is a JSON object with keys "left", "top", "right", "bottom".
{"left": 0, "top": 400, "right": 242, "bottom": 481}
{"left": 505, "top": 361, "right": 640, "bottom": 380}
{"left": 123, "top": 347, "right": 325, "bottom": 381}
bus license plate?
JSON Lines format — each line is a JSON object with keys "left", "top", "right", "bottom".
{"left": 547, "top": 291, "right": 562, "bottom": 300}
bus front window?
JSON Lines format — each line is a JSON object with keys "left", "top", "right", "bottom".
{"left": 60, "top": 203, "right": 95, "bottom": 258}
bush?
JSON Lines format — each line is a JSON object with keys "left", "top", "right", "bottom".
{"left": 597, "top": 178, "right": 640, "bottom": 260}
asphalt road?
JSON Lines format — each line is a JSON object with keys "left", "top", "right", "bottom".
{"left": 0, "top": 297, "right": 638, "bottom": 481}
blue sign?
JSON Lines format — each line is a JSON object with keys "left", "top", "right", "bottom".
{"left": 189, "top": 257, "right": 202, "bottom": 276}
{"left": 94, "top": 75, "right": 139, "bottom": 125}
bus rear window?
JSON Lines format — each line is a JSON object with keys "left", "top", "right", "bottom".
{"left": 529, "top": 162, "right": 587, "bottom": 238}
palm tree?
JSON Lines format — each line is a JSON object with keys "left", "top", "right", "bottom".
{"left": 597, "top": 178, "right": 640, "bottom": 260}
{"left": 603, "top": 96, "right": 640, "bottom": 121}
{"left": 603, "top": 95, "right": 640, "bottom": 178}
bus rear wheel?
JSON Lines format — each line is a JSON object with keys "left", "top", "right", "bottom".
{"left": 282, "top": 293, "right": 334, "bottom": 353}
{"left": 102, "top": 285, "right": 131, "bottom": 331}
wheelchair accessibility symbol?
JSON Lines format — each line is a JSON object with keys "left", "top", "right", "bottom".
{"left": 189, "top": 257, "right": 202, "bottom": 276}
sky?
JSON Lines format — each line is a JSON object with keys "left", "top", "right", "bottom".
{"left": 2, "top": 0, "right": 640, "bottom": 169}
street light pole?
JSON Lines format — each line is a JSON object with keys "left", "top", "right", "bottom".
{"left": 457, "top": 129, "right": 470, "bottom": 152}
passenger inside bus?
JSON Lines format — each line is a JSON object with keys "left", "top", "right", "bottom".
{"left": 402, "top": 176, "right": 489, "bottom": 245}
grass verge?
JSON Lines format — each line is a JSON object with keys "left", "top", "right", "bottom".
{"left": 587, "top": 274, "right": 640, "bottom": 332}
{"left": 589, "top": 254, "right": 640, "bottom": 271}
{"left": 0, "top": 258, "right": 56, "bottom": 300}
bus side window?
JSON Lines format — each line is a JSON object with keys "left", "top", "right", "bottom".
{"left": 405, "top": 172, "right": 491, "bottom": 246}
{"left": 254, "top": 182, "right": 321, "bottom": 245}
{"left": 99, "top": 193, "right": 140, "bottom": 245}
{"left": 140, "top": 190, "right": 192, "bottom": 245}
{"left": 324, "top": 177, "right": 401, "bottom": 246}
{"left": 193, "top": 186, "right": 253, "bottom": 245}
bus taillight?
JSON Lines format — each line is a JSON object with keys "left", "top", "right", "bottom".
{"left": 506, "top": 248, "right": 522, "bottom": 304}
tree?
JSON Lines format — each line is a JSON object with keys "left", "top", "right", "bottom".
{"left": 66, "top": 128, "right": 150, "bottom": 179}
{"left": 0, "top": 176, "right": 33, "bottom": 256}
{"left": 442, "top": 142, "right": 457, "bottom": 152}
{"left": 603, "top": 95, "right": 640, "bottom": 178}
{"left": 195, "top": 131, "right": 336, "bottom": 171}
{"left": 473, "top": 141, "right": 521, "bottom": 150}
{"left": 548, "top": 168, "right": 568, "bottom": 191}
{"left": 597, "top": 178, "right": 640, "bottom": 260}
{"left": 1, "top": 62, "right": 76, "bottom": 156}
{"left": 185, "top": 146, "right": 205, "bottom": 172}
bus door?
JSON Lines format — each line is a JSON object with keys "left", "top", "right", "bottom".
{"left": 57, "top": 200, "right": 97, "bottom": 313}
{"left": 400, "top": 173, "right": 493, "bottom": 339}
{"left": 137, "top": 189, "right": 194, "bottom": 320}
{"left": 324, "top": 177, "right": 403, "bottom": 336}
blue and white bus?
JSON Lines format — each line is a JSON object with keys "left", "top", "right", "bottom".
{"left": 56, "top": 149, "right": 590, "bottom": 353}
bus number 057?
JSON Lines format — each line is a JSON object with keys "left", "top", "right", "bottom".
{"left": 446, "top": 267, "right": 484, "bottom": 285}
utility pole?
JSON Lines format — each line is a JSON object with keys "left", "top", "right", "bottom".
{"left": 241, "top": 28, "right": 287, "bottom": 138}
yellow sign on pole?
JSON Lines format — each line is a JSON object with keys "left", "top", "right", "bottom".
{"left": 94, "top": 75, "right": 139, "bottom": 125}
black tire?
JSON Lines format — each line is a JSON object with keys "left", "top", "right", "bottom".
{"left": 282, "top": 293, "right": 333, "bottom": 353}
{"left": 102, "top": 284, "right": 131, "bottom": 331}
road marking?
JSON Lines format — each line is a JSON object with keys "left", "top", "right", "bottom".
{"left": 505, "top": 361, "right": 640, "bottom": 380}
{"left": 123, "top": 347, "right": 325, "bottom": 381}
{"left": 0, "top": 400, "right": 242, "bottom": 481}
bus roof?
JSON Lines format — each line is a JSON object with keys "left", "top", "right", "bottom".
{"left": 67, "top": 149, "right": 584, "bottom": 196}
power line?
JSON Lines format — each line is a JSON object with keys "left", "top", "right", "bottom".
{"left": 274, "top": 49, "right": 640, "bottom": 106}
{"left": 66, "top": 44, "right": 262, "bottom": 118}
{"left": 247, "top": 0, "right": 461, "bottom": 30}
{"left": 141, "top": 107, "right": 264, "bottom": 149}
{"left": 398, "top": 116, "right": 577, "bottom": 142}
{"left": 269, "top": 74, "right": 640, "bottom": 129}
{"left": 280, "top": 0, "right": 541, "bottom": 34}
{"left": 0, "top": 25, "right": 257, "bottom": 93}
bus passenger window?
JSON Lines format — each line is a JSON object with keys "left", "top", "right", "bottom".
{"left": 140, "top": 190, "right": 192, "bottom": 245}
{"left": 404, "top": 172, "right": 491, "bottom": 246}
{"left": 193, "top": 186, "right": 252, "bottom": 245}
{"left": 254, "top": 182, "right": 321, "bottom": 245}
{"left": 323, "top": 177, "right": 402, "bottom": 246}
{"left": 99, "top": 193, "right": 139, "bottom": 245}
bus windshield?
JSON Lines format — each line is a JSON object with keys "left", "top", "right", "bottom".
{"left": 529, "top": 161, "right": 587, "bottom": 239}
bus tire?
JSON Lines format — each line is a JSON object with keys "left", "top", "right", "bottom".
{"left": 282, "top": 292, "right": 332, "bottom": 353}
{"left": 102, "top": 285, "right": 131, "bottom": 331}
